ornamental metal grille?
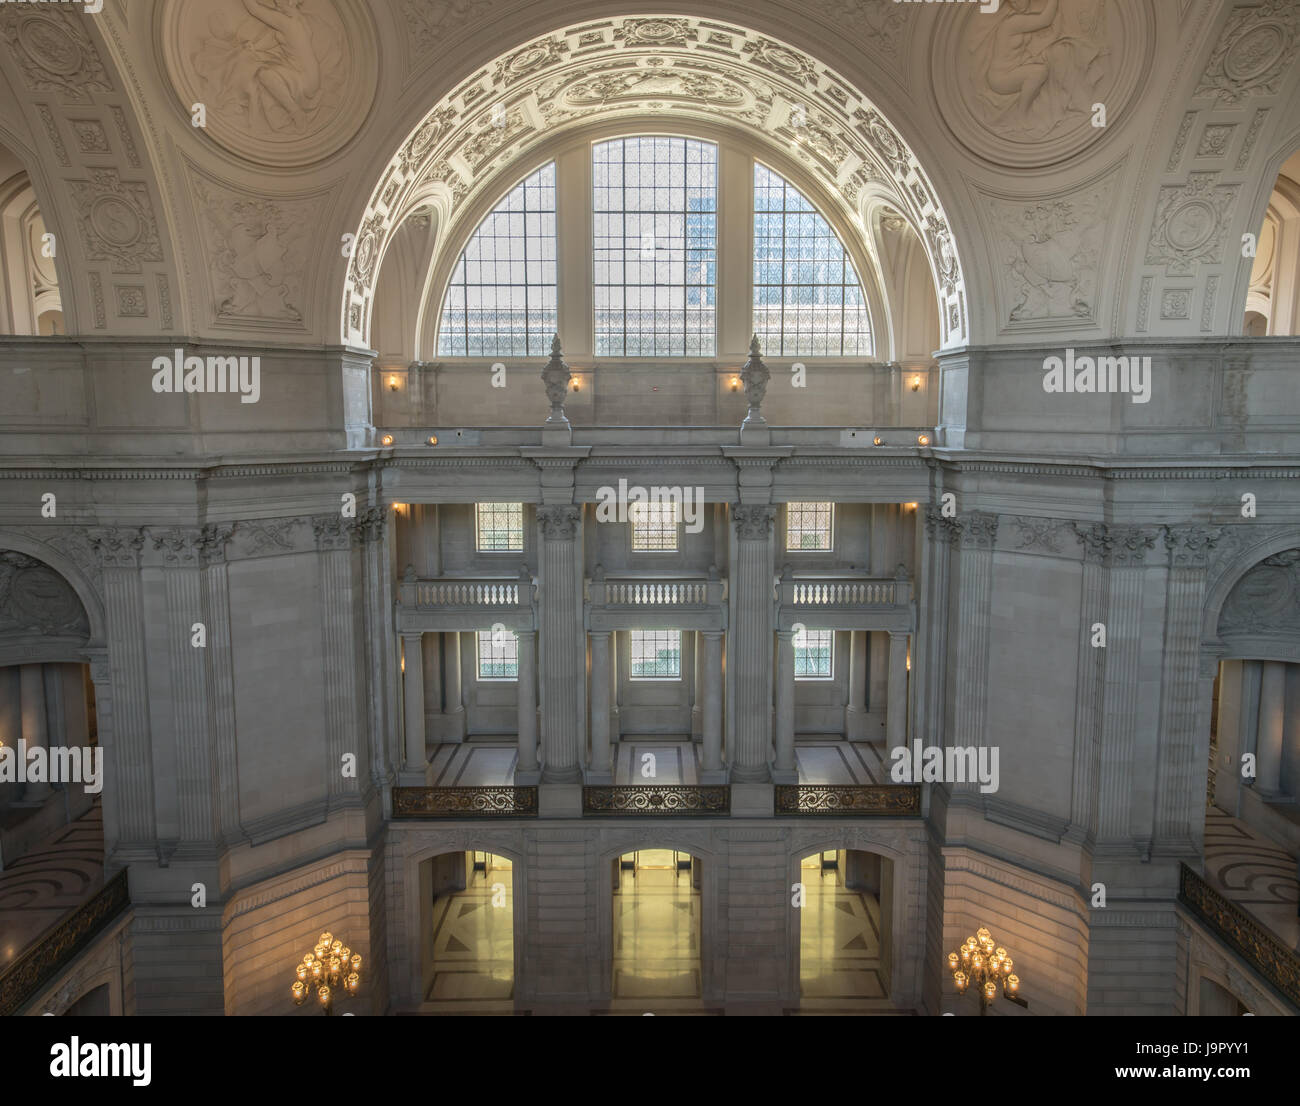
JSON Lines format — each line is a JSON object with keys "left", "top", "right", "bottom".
{"left": 475, "top": 502, "right": 524, "bottom": 551}
{"left": 753, "top": 163, "right": 871, "bottom": 357}
{"left": 594, "top": 137, "right": 717, "bottom": 356}
{"left": 786, "top": 501, "right": 833, "bottom": 550}
{"left": 437, "top": 163, "right": 557, "bottom": 357}
{"left": 629, "top": 628, "right": 682, "bottom": 679}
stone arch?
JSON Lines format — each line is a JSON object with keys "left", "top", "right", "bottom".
{"left": 0, "top": 529, "right": 104, "bottom": 649}
{"left": 340, "top": 16, "right": 968, "bottom": 353}
{"left": 1202, "top": 529, "right": 1300, "bottom": 644}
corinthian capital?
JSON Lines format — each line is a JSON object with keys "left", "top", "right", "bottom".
{"left": 731, "top": 504, "right": 776, "bottom": 541}
{"left": 537, "top": 504, "right": 581, "bottom": 540}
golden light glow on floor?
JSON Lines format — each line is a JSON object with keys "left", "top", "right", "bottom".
{"left": 612, "top": 850, "right": 701, "bottom": 1004}
{"left": 425, "top": 853, "right": 514, "bottom": 1008}
{"left": 799, "top": 853, "right": 886, "bottom": 1003}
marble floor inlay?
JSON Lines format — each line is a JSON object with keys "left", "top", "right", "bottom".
{"left": 612, "top": 851, "right": 702, "bottom": 1006}
{"left": 799, "top": 857, "right": 887, "bottom": 1005}
{"left": 423, "top": 855, "right": 515, "bottom": 1011}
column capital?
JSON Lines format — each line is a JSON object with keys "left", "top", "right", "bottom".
{"left": 89, "top": 526, "right": 145, "bottom": 568}
{"left": 731, "top": 503, "right": 776, "bottom": 540}
{"left": 537, "top": 504, "right": 581, "bottom": 540}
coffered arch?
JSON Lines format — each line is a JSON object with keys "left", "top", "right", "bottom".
{"left": 342, "top": 16, "right": 968, "bottom": 355}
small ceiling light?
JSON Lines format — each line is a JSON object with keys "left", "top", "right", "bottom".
{"left": 911, "top": 376, "right": 922, "bottom": 391}
{"left": 380, "top": 434, "right": 394, "bottom": 446}
{"left": 388, "top": 375, "right": 399, "bottom": 391}
{"left": 872, "top": 435, "right": 882, "bottom": 446}
{"left": 917, "top": 434, "right": 930, "bottom": 446}
{"left": 427, "top": 435, "right": 439, "bottom": 446}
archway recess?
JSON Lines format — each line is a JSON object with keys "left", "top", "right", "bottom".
{"left": 340, "top": 15, "right": 966, "bottom": 352}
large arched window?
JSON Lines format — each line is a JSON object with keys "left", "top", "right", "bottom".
{"left": 753, "top": 164, "right": 870, "bottom": 356}
{"left": 436, "top": 162, "right": 557, "bottom": 357}
{"left": 428, "top": 136, "right": 879, "bottom": 360}
{"left": 593, "top": 137, "right": 717, "bottom": 356}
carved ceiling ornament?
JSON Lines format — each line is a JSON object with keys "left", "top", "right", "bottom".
{"left": 932, "top": 0, "right": 1154, "bottom": 169}
{"left": 1144, "top": 172, "right": 1239, "bottom": 277}
{"left": 67, "top": 170, "right": 163, "bottom": 275}
{"left": 341, "top": 17, "right": 967, "bottom": 352}
{"left": 159, "top": 0, "right": 378, "bottom": 168}
{"left": 0, "top": 5, "right": 113, "bottom": 103}
{"left": 1195, "top": 0, "right": 1299, "bottom": 104}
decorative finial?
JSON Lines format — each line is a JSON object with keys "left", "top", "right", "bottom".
{"left": 540, "top": 334, "right": 572, "bottom": 425}
{"left": 740, "top": 334, "right": 770, "bottom": 428}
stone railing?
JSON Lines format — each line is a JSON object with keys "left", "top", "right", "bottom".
{"left": 777, "top": 566, "right": 913, "bottom": 631}
{"left": 392, "top": 786, "right": 538, "bottom": 818}
{"left": 0, "top": 868, "right": 130, "bottom": 1017}
{"left": 774, "top": 784, "right": 922, "bottom": 816}
{"left": 397, "top": 572, "right": 536, "bottom": 632}
{"left": 587, "top": 573, "right": 726, "bottom": 631}
{"left": 582, "top": 785, "right": 730, "bottom": 816}
{"left": 1178, "top": 862, "right": 1300, "bottom": 1010}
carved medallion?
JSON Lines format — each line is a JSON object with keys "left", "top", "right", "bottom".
{"left": 933, "top": 0, "right": 1153, "bottom": 168}
{"left": 160, "top": 0, "right": 378, "bottom": 168}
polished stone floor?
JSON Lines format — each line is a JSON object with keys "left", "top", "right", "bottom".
{"left": 610, "top": 850, "right": 702, "bottom": 1011}
{"left": 422, "top": 854, "right": 515, "bottom": 1013}
{"left": 1204, "top": 808, "right": 1299, "bottom": 951}
{"left": 0, "top": 802, "right": 103, "bottom": 971}
{"left": 797, "top": 855, "right": 890, "bottom": 1010}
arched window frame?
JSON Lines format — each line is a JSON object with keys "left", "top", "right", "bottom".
{"left": 424, "top": 122, "right": 886, "bottom": 363}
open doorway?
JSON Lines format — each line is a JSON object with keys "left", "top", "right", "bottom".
{"left": 611, "top": 848, "right": 701, "bottom": 1006}
{"left": 419, "top": 850, "right": 515, "bottom": 1010}
{"left": 797, "top": 848, "right": 892, "bottom": 1007}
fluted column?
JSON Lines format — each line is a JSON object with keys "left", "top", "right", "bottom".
{"left": 701, "top": 630, "right": 724, "bottom": 780}
{"left": 1257, "top": 661, "right": 1286, "bottom": 796}
{"left": 516, "top": 630, "right": 539, "bottom": 781}
{"left": 887, "top": 632, "right": 909, "bottom": 757}
{"left": 729, "top": 504, "right": 776, "bottom": 782}
{"left": 538, "top": 505, "right": 583, "bottom": 782}
{"left": 588, "top": 631, "right": 612, "bottom": 781}
{"left": 773, "top": 630, "right": 796, "bottom": 782}
{"left": 19, "top": 663, "right": 52, "bottom": 801}
{"left": 402, "top": 631, "right": 427, "bottom": 780}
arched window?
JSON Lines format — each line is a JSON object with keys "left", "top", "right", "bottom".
{"left": 753, "top": 164, "right": 870, "bottom": 356}
{"left": 593, "top": 137, "right": 717, "bottom": 356}
{"left": 436, "top": 163, "right": 557, "bottom": 357}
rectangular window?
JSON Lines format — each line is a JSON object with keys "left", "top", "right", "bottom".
{"left": 593, "top": 137, "right": 717, "bottom": 356}
{"left": 630, "top": 501, "right": 679, "bottom": 551}
{"left": 795, "top": 629, "right": 833, "bottom": 680}
{"left": 629, "top": 629, "right": 682, "bottom": 679}
{"left": 786, "top": 502, "right": 833, "bottom": 551}
{"left": 475, "top": 502, "right": 524, "bottom": 551}
{"left": 477, "top": 630, "right": 519, "bottom": 680}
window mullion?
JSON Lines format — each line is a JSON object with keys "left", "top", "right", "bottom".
{"left": 717, "top": 146, "right": 752, "bottom": 360}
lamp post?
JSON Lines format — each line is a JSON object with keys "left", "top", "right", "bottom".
{"left": 291, "top": 932, "right": 362, "bottom": 1015}
{"left": 947, "top": 927, "right": 1026, "bottom": 1014}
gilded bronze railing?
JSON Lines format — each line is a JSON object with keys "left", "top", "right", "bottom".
{"left": 0, "top": 867, "right": 130, "bottom": 1017}
{"left": 583, "top": 785, "right": 730, "bottom": 816}
{"left": 775, "top": 784, "right": 921, "bottom": 816}
{"left": 392, "top": 786, "right": 538, "bottom": 818}
{"left": 1178, "top": 862, "right": 1300, "bottom": 1010}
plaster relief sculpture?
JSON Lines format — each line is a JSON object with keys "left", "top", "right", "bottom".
{"left": 0, "top": 7, "right": 113, "bottom": 103}
{"left": 67, "top": 169, "right": 164, "bottom": 274}
{"left": 0, "top": 553, "right": 89, "bottom": 638}
{"left": 1145, "top": 172, "right": 1238, "bottom": 276}
{"left": 191, "top": 177, "right": 325, "bottom": 324}
{"left": 1195, "top": 0, "right": 1298, "bottom": 104}
{"left": 983, "top": 166, "right": 1118, "bottom": 325}
{"left": 934, "top": 0, "right": 1151, "bottom": 168}
{"left": 161, "top": 0, "right": 376, "bottom": 167}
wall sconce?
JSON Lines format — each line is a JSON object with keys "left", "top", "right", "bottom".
{"left": 872, "top": 435, "right": 882, "bottom": 446}
{"left": 388, "top": 375, "right": 399, "bottom": 392}
{"left": 910, "top": 376, "right": 922, "bottom": 392}
{"left": 427, "top": 435, "right": 439, "bottom": 446}
{"left": 905, "top": 502, "right": 918, "bottom": 510}
{"left": 917, "top": 434, "right": 930, "bottom": 446}
{"left": 571, "top": 377, "right": 580, "bottom": 392}
{"left": 729, "top": 377, "right": 741, "bottom": 392}
{"left": 380, "top": 434, "right": 394, "bottom": 446}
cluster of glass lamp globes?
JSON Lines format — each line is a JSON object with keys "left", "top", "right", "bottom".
{"left": 291, "top": 932, "right": 362, "bottom": 1014}
{"left": 948, "top": 927, "right": 1023, "bottom": 1014}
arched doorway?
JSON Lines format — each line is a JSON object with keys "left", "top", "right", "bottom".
{"left": 611, "top": 848, "right": 702, "bottom": 1009}
{"left": 417, "top": 850, "right": 516, "bottom": 1011}
{"left": 796, "top": 847, "right": 893, "bottom": 1009}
